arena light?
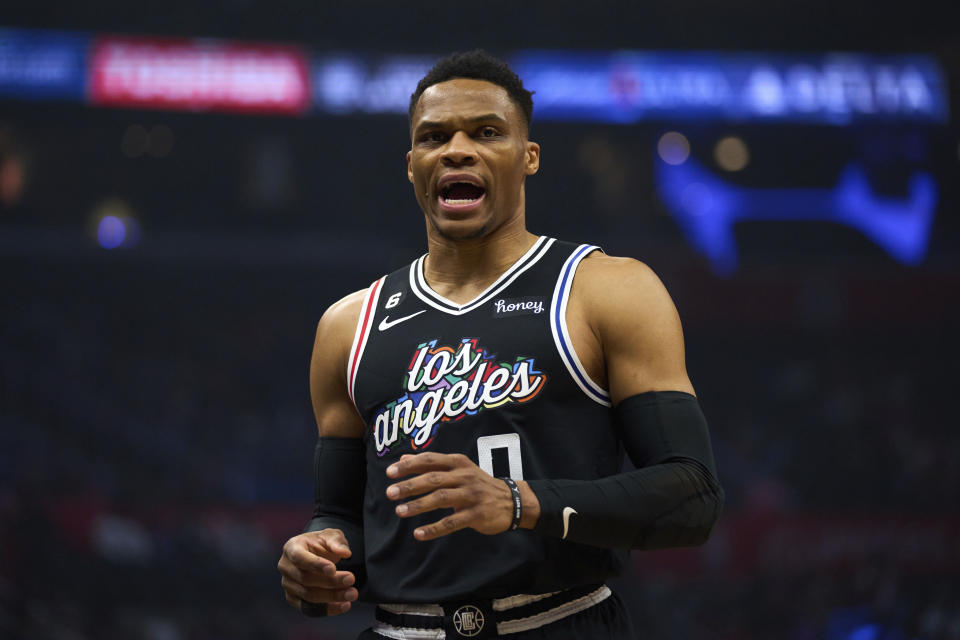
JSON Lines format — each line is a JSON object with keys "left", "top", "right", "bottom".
{"left": 714, "top": 136, "right": 750, "bottom": 172}
{"left": 89, "top": 197, "right": 141, "bottom": 249}
{"left": 147, "top": 125, "right": 174, "bottom": 158}
{"left": 657, "top": 132, "right": 690, "bottom": 165}
{"left": 121, "top": 124, "right": 149, "bottom": 158}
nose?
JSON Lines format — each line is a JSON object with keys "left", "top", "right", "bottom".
{"left": 441, "top": 131, "right": 477, "bottom": 166}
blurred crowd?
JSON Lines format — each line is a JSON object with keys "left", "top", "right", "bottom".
{"left": 1, "top": 257, "right": 956, "bottom": 640}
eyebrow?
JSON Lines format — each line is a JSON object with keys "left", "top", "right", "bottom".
{"left": 414, "top": 113, "right": 509, "bottom": 132}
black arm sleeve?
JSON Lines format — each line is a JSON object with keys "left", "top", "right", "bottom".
{"left": 304, "top": 436, "right": 367, "bottom": 586}
{"left": 528, "top": 391, "right": 724, "bottom": 550}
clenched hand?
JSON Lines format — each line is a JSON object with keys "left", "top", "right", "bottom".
{"left": 278, "top": 529, "right": 357, "bottom": 616}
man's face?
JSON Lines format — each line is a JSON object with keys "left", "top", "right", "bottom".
{"left": 407, "top": 78, "right": 540, "bottom": 241}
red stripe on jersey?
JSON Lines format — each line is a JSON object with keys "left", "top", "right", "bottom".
{"left": 348, "top": 277, "right": 384, "bottom": 403}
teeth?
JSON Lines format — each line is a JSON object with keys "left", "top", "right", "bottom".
{"left": 443, "top": 198, "right": 479, "bottom": 204}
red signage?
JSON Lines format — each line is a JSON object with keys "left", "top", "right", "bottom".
{"left": 89, "top": 37, "right": 310, "bottom": 115}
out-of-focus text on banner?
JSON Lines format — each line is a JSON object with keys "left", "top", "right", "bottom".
{"left": 0, "top": 28, "right": 88, "bottom": 100}
{"left": 1, "top": 26, "right": 948, "bottom": 124}
{"left": 89, "top": 37, "right": 311, "bottom": 115}
{"left": 313, "top": 56, "right": 433, "bottom": 115}
{"left": 312, "top": 52, "right": 948, "bottom": 124}
{"left": 511, "top": 52, "right": 948, "bottom": 125}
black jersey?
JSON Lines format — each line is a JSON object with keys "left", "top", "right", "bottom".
{"left": 348, "top": 237, "right": 627, "bottom": 603}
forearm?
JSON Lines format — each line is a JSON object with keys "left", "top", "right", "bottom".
{"left": 308, "top": 437, "right": 367, "bottom": 581}
{"left": 526, "top": 391, "right": 724, "bottom": 550}
{"left": 527, "top": 457, "right": 723, "bottom": 549}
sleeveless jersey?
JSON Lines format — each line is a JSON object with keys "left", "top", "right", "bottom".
{"left": 347, "top": 237, "right": 627, "bottom": 603}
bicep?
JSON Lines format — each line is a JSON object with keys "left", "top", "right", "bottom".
{"left": 591, "top": 260, "right": 694, "bottom": 405}
{"left": 309, "top": 292, "right": 367, "bottom": 438}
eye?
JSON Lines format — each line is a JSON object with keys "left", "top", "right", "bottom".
{"left": 419, "top": 131, "right": 447, "bottom": 144}
{"left": 478, "top": 126, "right": 499, "bottom": 138}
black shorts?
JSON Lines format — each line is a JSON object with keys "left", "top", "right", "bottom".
{"left": 356, "top": 589, "right": 636, "bottom": 639}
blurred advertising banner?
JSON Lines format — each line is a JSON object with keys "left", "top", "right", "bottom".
{"left": 511, "top": 52, "right": 949, "bottom": 125}
{"left": 88, "top": 37, "right": 311, "bottom": 115}
{"left": 0, "top": 28, "right": 88, "bottom": 100}
{"left": 311, "top": 52, "right": 948, "bottom": 124}
{"left": 312, "top": 55, "right": 433, "bottom": 114}
{"left": 1, "top": 27, "right": 949, "bottom": 123}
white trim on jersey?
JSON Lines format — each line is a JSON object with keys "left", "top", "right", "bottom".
{"left": 408, "top": 236, "right": 555, "bottom": 315}
{"left": 549, "top": 244, "right": 612, "bottom": 407}
{"left": 346, "top": 277, "right": 385, "bottom": 406}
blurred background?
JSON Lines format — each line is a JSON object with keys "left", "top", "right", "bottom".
{"left": 1, "top": 1, "right": 958, "bottom": 638}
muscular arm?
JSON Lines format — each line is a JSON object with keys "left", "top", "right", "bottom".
{"left": 278, "top": 290, "right": 368, "bottom": 616}
{"left": 565, "top": 254, "right": 694, "bottom": 402}
{"left": 526, "top": 255, "right": 724, "bottom": 549}
{"left": 305, "top": 288, "right": 368, "bottom": 558}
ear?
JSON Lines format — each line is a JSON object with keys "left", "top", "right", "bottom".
{"left": 524, "top": 141, "right": 541, "bottom": 176}
{"left": 406, "top": 150, "right": 414, "bottom": 184}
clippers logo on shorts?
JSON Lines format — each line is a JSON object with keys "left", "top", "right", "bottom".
{"left": 492, "top": 297, "right": 545, "bottom": 317}
{"left": 372, "top": 338, "right": 547, "bottom": 456}
{"left": 453, "top": 605, "right": 484, "bottom": 636}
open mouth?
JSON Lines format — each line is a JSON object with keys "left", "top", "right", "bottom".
{"left": 440, "top": 182, "right": 486, "bottom": 205}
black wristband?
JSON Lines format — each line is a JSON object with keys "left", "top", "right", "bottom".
{"left": 300, "top": 601, "right": 328, "bottom": 617}
{"left": 500, "top": 477, "right": 522, "bottom": 531}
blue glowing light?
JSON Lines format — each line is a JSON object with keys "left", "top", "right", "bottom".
{"left": 97, "top": 215, "right": 127, "bottom": 249}
{"left": 0, "top": 28, "right": 88, "bottom": 101}
{"left": 656, "top": 157, "right": 937, "bottom": 275}
{"left": 847, "top": 624, "right": 881, "bottom": 640}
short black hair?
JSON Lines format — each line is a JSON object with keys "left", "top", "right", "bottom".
{"left": 409, "top": 50, "right": 534, "bottom": 132}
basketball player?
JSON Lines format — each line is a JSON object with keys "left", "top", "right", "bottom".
{"left": 278, "top": 50, "right": 724, "bottom": 639}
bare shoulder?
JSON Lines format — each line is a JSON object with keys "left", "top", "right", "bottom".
{"left": 570, "top": 252, "right": 693, "bottom": 400}
{"left": 323, "top": 288, "right": 369, "bottom": 327}
{"left": 573, "top": 252, "right": 675, "bottom": 316}
{"left": 315, "top": 288, "right": 368, "bottom": 353}
{"left": 310, "top": 287, "right": 370, "bottom": 438}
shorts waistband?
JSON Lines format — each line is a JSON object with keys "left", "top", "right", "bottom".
{"left": 373, "top": 583, "right": 611, "bottom": 639}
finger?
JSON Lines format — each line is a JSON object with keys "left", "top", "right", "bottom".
{"left": 280, "top": 561, "right": 355, "bottom": 588}
{"left": 318, "top": 529, "right": 353, "bottom": 557}
{"left": 387, "top": 452, "right": 468, "bottom": 479}
{"left": 287, "top": 544, "right": 340, "bottom": 577}
{"left": 303, "top": 586, "right": 359, "bottom": 604}
{"left": 289, "top": 594, "right": 352, "bottom": 618}
{"left": 395, "top": 487, "right": 467, "bottom": 518}
{"left": 283, "top": 577, "right": 359, "bottom": 605}
{"left": 386, "top": 469, "right": 457, "bottom": 501}
{"left": 306, "top": 570, "right": 355, "bottom": 588}
{"left": 414, "top": 510, "right": 473, "bottom": 541}
{"left": 305, "top": 531, "right": 352, "bottom": 560}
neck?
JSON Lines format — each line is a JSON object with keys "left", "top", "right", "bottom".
{"left": 423, "top": 222, "right": 539, "bottom": 305}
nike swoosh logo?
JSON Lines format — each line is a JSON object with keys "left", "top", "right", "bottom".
{"left": 378, "top": 310, "right": 426, "bottom": 331}
{"left": 562, "top": 507, "right": 577, "bottom": 540}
